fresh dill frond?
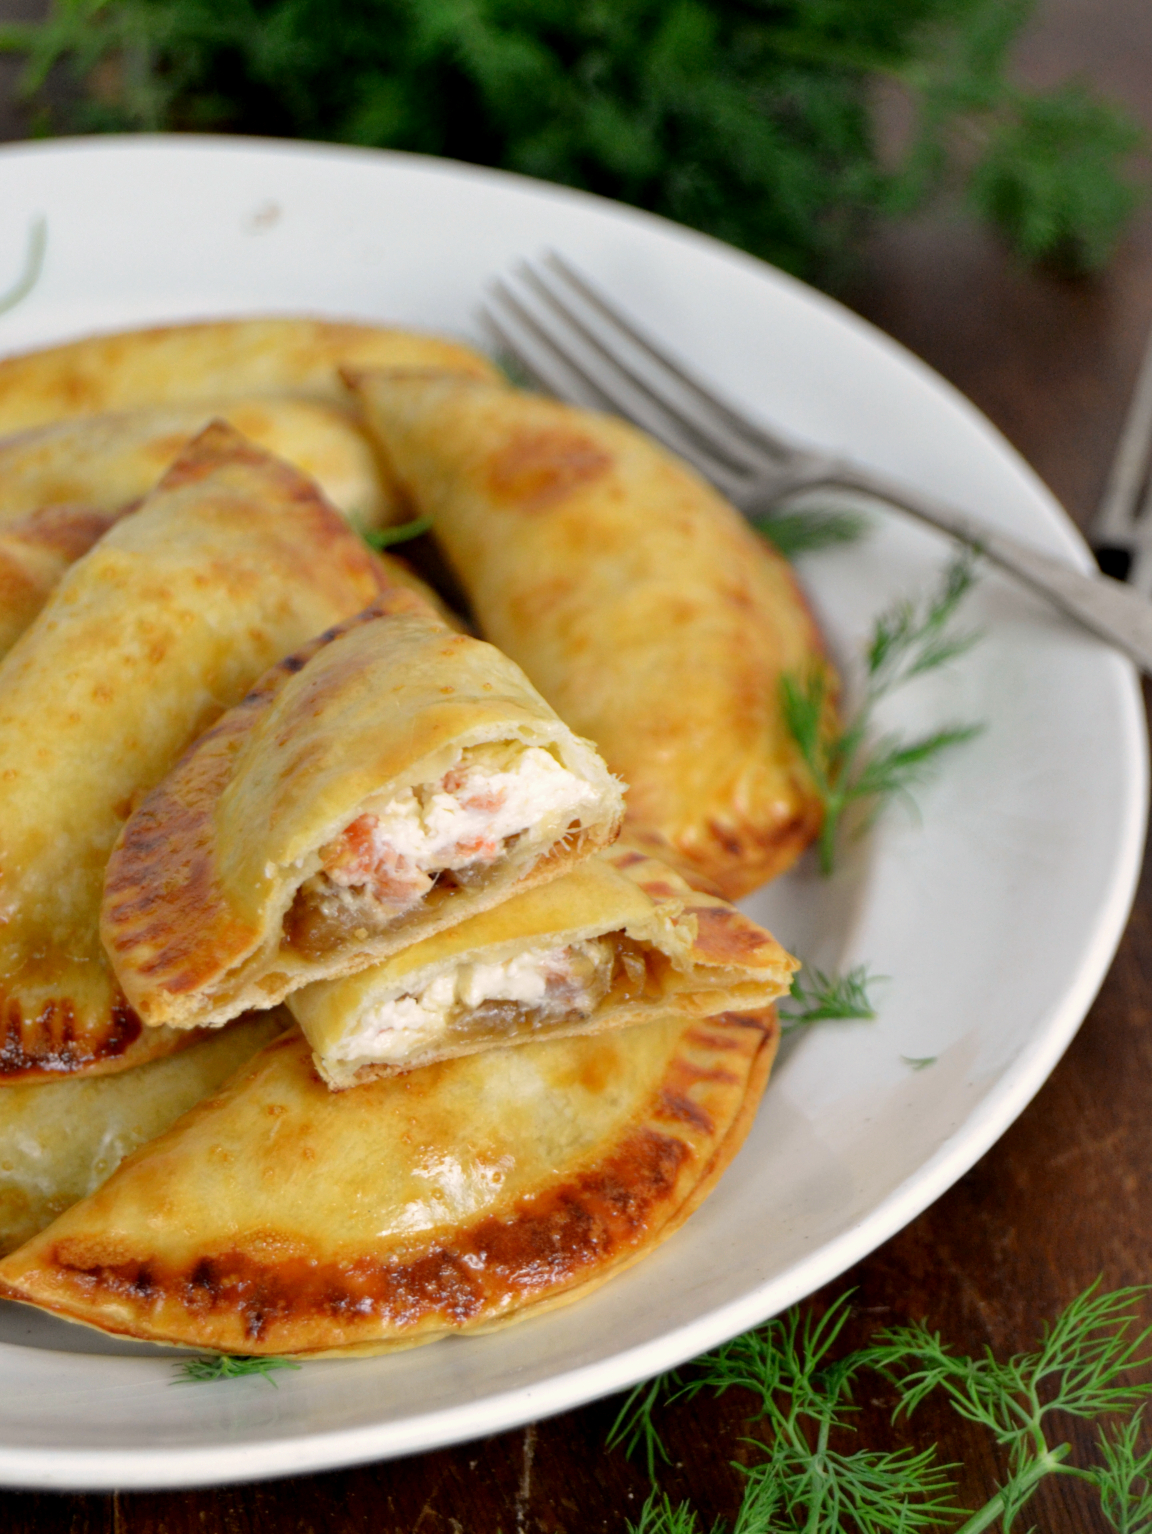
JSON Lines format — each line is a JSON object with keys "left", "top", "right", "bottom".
{"left": 865, "top": 554, "right": 981, "bottom": 695}
{"left": 0, "top": 216, "right": 46, "bottom": 317}
{"left": 868, "top": 1280, "right": 1152, "bottom": 1532}
{"left": 778, "top": 964, "right": 878, "bottom": 1034}
{"left": 626, "top": 1487, "right": 719, "bottom": 1534}
{"left": 173, "top": 1353, "right": 302, "bottom": 1386}
{"left": 607, "top": 1373, "right": 676, "bottom": 1480}
{"left": 752, "top": 508, "right": 869, "bottom": 559}
{"left": 606, "top": 1283, "right": 1152, "bottom": 1531}
{"left": 782, "top": 551, "right": 983, "bottom": 873}
{"left": 1094, "top": 1410, "right": 1152, "bottom": 1534}
{"left": 683, "top": 1296, "right": 961, "bottom": 1532}
{"left": 363, "top": 514, "right": 433, "bottom": 551}
{"left": 901, "top": 1055, "right": 937, "bottom": 1071}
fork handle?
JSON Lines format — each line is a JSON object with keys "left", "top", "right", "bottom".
{"left": 774, "top": 460, "right": 1152, "bottom": 676}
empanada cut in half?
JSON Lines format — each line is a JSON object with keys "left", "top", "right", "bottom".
{"left": 0, "top": 1008, "right": 779, "bottom": 1356}
{"left": 351, "top": 369, "right": 833, "bottom": 900}
{"left": 0, "top": 421, "right": 382, "bottom": 1082}
{"left": 0, "top": 317, "right": 497, "bottom": 435}
{"left": 291, "top": 844, "right": 796, "bottom": 1087}
{"left": 0, "top": 1012, "right": 286, "bottom": 1257}
{"left": 0, "top": 398, "right": 395, "bottom": 532}
{"left": 102, "top": 590, "right": 625, "bottom": 1032}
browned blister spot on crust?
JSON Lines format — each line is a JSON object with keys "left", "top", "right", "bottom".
{"left": 486, "top": 428, "right": 612, "bottom": 513}
{"left": 0, "top": 990, "right": 141, "bottom": 1078}
{"left": 687, "top": 906, "right": 776, "bottom": 965}
{"left": 41, "top": 1126, "right": 689, "bottom": 1347}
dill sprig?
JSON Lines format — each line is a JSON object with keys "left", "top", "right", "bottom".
{"left": 608, "top": 1282, "right": 1152, "bottom": 1532}
{"left": 872, "top": 1281, "right": 1152, "bottom": 1533}
{"left": 783, "top": 551, "right": 983, "bottom": 874}
{"left": 363, "top": 514, "right": 433, "bottom": 551}
{"left": 627, "top": 1488, "right": 720, "bottom": 1534}
{"left": 777, "top": 963, "right": 879, "bottom": 1034}
{"left": 1094, "top": 1410, "right": 1152, "bottom": 1533}
{"left": 753, "top": 508, "right": 870, "bottom": 560}
{"left": 173, "top": 1353, "right": 302, "bottom": 1386}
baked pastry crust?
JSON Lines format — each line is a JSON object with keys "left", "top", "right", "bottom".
{"left": 0, "top": 1007, "right": 779, "bottom": 1356}
{"left": 290, "top": 842, "right": 797, "bottom": 1086}
{"left": 0, "top": 420, "right": 382, "bottom": 1082}
{"left": 0, "top": 1012, "right": 286, "bottom": 1256}
{"left": 0, "top": 398, "right": 395, "bottom": 532}
{"left": 102, "top": 590, "right": 624, "bottom": 1031}
{"left": 350, "top": 370, "right": 831, "bottom": 898}
{"left": 0, "top": 317, "right": 496, "bottom": 435}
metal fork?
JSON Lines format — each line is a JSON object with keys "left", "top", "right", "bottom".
{"left": 482, "top": 253, "right": 1152, "bottom": 675}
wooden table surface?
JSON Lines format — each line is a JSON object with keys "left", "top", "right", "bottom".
{"left": 2, "top": 2, "right": 1152, "bottom": 1528}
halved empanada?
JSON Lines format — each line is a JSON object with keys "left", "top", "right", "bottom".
{"left": 291, "top": 843, "right": 796, "bottom": 1087}
{"left": 0, "top": 1008, "right": 778, "bottom": 1356}
{"left": 0, "top": 1011, "right": 286, "bottom": 1257}
{"left": 0, "top": 421, "right": 382, "bottom": 1082}
{"left": 350, "top": 369, "right": 832, "bottom": 899}
{"left": 0, "top": 399, "right": 394, "bottom": 532}
{"left": 0, "top": 317, "right": 496, "bottom": 435}
{"left": 102, "top": 590, "right": 624, "bottom": 1032}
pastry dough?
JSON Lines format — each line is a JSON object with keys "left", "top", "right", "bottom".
{"left": 0, "top": 317, "right": 496, "bottom": 435}
{"left": 0, "top": 1007, "right": 778, "bottom": 1355}
{"left": 102, "top": 589, "right": 624, "bottom": 1031}
{"left": 350, "top": 370, "right": 829, "bottom": 898}
{"left": 0, "top": 503, "right": 124, "bottom": 660}
{"left": 0, "top": 398, "right": 395, "bottom": 532}
{"left": 0, "top": 420, "right": 381, "bottom": 1082}
{"left": 0, "top": 1011, "right": 285, "bottom": 1256}
{"left": 291, "top": 843, "right": 796, "bottom": 1086}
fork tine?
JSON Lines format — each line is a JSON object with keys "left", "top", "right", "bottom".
{"left": 485, "top": 277, "right": 752, "bottom": 498}
{"left": 518, "top": 261, "right": 771, "bottom": 481}
{"left": 482, "top": 285, "right": 609, "bottom": 414}
{"left": 543, "top": 252, "right": 799, "bottom": 464}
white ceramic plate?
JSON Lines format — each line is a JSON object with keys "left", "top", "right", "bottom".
{"left": 0, "top": 136, "right": 1144, "bottom": 1492}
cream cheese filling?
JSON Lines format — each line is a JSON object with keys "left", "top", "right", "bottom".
{"left": 317, "top": 743, "right": 598, "bottom": 913}
{"left": 331, "top": 939, "right": 612, "bottom": 1066}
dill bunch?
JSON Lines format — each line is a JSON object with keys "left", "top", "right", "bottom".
{"left": 615, "top": 1281, "right": 1152, "bottom": 1534}
{"left": 0, "top": 0, "right": 1142, "bottom": 286}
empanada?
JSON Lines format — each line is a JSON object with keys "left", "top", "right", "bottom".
{"left": 0, "top": 1008, "right": 778, "bottom": 1355}
{"left": 0, "top": 317, "right": 496, "bottom": 435}
{"left": 291, "top": 844, "right": 796, "bottom": 1087}
{"left": 349, "top": 371, "right": 830, "bottom": 898}
{"left": 0, "top": 399, "right": 394, "bottom": 532}
{"left": 102, "top": 589, "right": 624, "bottom": 1032}
{"left": 0, "top": 1011, "right": 286, "bottom": 1256}
{"left": 0, "top": 421, "right": 382, "bottom": 1082}
{"left": 0, "top": 503, "right": 124, "bottom": 660}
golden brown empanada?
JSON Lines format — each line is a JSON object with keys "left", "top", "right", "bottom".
{"left": 0, "top": 317, "right": 496, "bottom": 435}
{"left": 0, "top": 1011, "right": 286, "bottom": 1256}
{"left": 291, "top": 843, "right": 796, "bottom": 1087}
{"left": 102, "top": 589, "right": 624, "bottom": 1032}
{"left": 0, "top": 398, "right": 395, "bottom": 533}
{"left": 349, "top": 370, "right": 830, "bottom": 898}
{"left": 0, "top": 503, "right": 125, "bottom": 660}
{"left": 0, "top": 421, "right": 382, "bottom": 1083}
{"left": 0, "top": 1008, "right": 778, "bottom": 1355}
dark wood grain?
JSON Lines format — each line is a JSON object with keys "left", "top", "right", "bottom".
{"left": 0, "top": 0, "right": 1150, "bottom": 1528}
